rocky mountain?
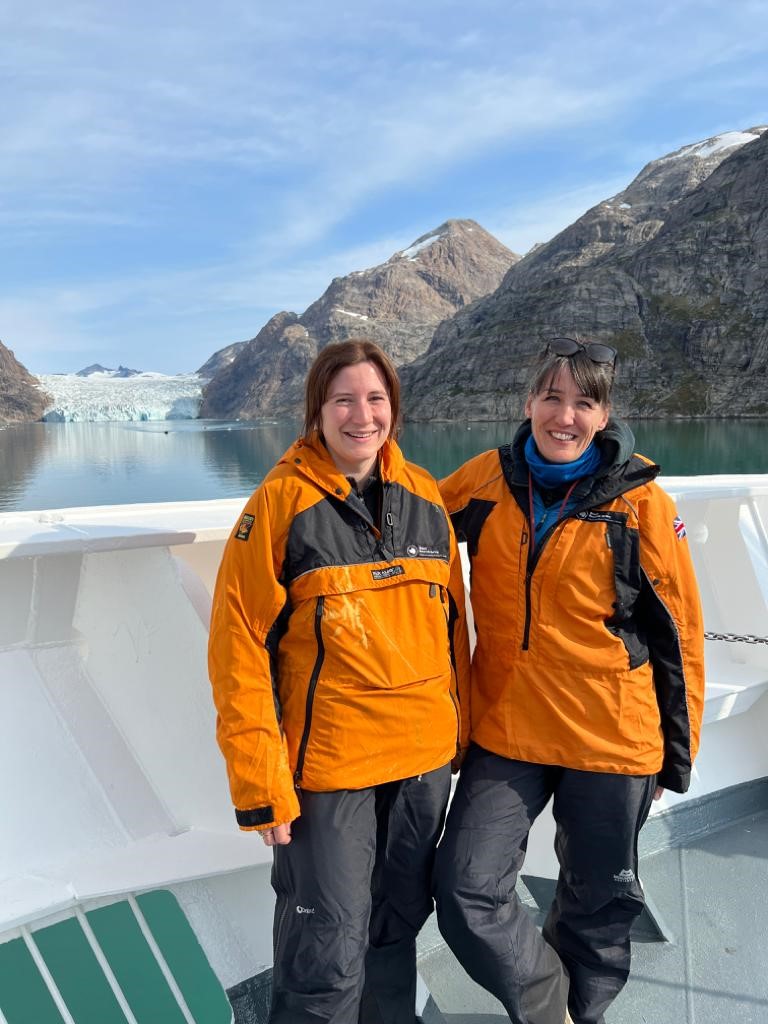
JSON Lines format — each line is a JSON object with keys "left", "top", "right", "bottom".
{"left": 197, "top": 342, "right": 247, "bottom": 379}
{"left": 199, "top": 219, "right": 518, "bottom": 419}
{"left": 0, "top": 341, "right": 51, "bottom": 423}
{"left": 402, "top": 127, "right": 768, "bottom": 420}
{"left": 76, "top": 364, "right": 142, "bottom": 377}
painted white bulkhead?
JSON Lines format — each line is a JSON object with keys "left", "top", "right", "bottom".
{"left": 1, "top": 477, "right": 767, "bottom": 992}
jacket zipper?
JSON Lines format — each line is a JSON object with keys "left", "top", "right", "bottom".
{"left": 521, "top": 518, "right": 570, "bottom": 651}
{"left": 522, "top": 526, "right": 533, "bottom": 649}
{"left": 439, "top": 585, "right": 462, "bottom": 755}
{"left": 294, "top": 596, "right": 325, "bottom": 787}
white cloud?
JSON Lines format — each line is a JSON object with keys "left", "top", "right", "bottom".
{"left": 2, "top": 0, "right": 767, "bottom": 373}
{"left": 0, "top": 228, "right": 423, "bottom": 372}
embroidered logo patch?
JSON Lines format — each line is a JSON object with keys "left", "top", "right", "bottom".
{"left": 578, "top": 510, "right": 627, "bottom": 524}
{"left": 613, "top": 868, "right": 636, "bottom": 884}
{"left": 371, "top": 565, "right": 405, "bottom": 580}
{"left": 406, "top": 543, "right": 444, "bottom": 558}
{"left": 236, "top": 513, "right": 255, "bottom": 541}
{"left": 673, "top": 516, "right": 687, "bottom": 540}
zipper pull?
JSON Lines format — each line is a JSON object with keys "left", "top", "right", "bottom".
{"left": 386, "top": 512, "right": 394, "bottom": 527}
{"left": 429, "top": 583, "right": 437, "bottom": 598}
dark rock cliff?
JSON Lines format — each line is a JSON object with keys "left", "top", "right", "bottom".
{"left": 0, "top": 342, "right": 51, "bottom": 423}
{"left": 402, "top": 128, "right": 768, "bottom": 420}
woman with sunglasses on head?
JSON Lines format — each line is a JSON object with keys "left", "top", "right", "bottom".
{"left": 434, "top": 337, "right": 704, "bottom": 1024}
{"left": 209, "top": 338, "right": 469, "bottom": 1023}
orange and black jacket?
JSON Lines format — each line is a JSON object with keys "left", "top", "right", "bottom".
{"left": 440, "top": 419, "right": 704, "bottom": 794}
{"left": 209, "top": 435, "right": 470, "bottom": 830}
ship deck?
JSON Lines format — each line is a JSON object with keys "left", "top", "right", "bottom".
{"left": 417, "top": 790, "right": 768, "bottom": 1023}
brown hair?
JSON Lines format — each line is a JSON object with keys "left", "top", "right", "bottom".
{"left": 528, "top": 339, "right": 616, "bottom": 409}
{"left": 302, "top": 339, "right": 401, "bottom": 439}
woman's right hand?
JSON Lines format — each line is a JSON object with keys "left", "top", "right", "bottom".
{"left": 261, "top": 822, "right": 293, "bottom": 846}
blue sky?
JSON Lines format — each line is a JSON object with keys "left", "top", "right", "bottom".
{"left": 1, "top": 1, "right": 766, "bottom": 375}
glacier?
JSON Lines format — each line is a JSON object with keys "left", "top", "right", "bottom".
{"left": 39, "top": 372, "right": 207, "bottom": 422}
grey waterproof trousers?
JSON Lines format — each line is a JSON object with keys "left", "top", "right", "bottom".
{"left": 434, "top": 745, "right": 656, "bottom": 1024}
{"left": 269, "top": 764, "right": 451, "bottom": 1023}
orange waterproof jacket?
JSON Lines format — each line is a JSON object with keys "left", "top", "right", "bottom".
{"left": 209, "top": 435, "right": 469, "bottom": 830}
{"left": 440, "top": 420, "right": 705, "bottom": 794}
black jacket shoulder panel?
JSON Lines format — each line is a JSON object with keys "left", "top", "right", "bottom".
{"left": 497, "top": 440, "right": 529, "bottom": 517}
{"left": 452, "top": 498, "right": 497, "bottom": 556}
{"left": 284, "top": 484, "right": 449, "bottom": 582}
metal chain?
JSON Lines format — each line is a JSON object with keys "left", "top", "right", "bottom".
{"left": 704, "top": 631, "right": 768, "bottom": 645}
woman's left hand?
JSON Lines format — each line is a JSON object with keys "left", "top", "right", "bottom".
{"left": 261, "top": 822, "right": 293, "bottom": 846}
{"left": 653, "top": 786, "right": 665, "bottom": 801}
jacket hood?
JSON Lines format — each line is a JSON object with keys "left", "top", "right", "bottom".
{"left": 511, "top": 417, "right": 647, "bottom": 479}
{"left": 597, "top": 418, "right": 637, "bottom": 473}
{"left": 506, "top": 417, "right": 658, "bottom": 506}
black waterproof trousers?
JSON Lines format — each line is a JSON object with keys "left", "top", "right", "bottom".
{"left": 434, "top": 745, "right": 656, "bottom": 1024}
{"left": 269, "top": 764, "right": 451, "bottom": 1024}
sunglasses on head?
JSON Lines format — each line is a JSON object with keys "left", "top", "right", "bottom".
{"left": 547, "top": 337, "right": 617, "bottom": 366}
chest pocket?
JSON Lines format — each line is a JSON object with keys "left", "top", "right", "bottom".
{"left": 598, "top": 514, "right": 649, "bottom": 670}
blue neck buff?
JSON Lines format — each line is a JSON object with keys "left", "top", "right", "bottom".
{"left": 524, "top": 433, "right": 602, "bottom": 489}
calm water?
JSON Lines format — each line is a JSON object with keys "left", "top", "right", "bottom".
{"left": 1, "top": 418, "right": 767, "bottom": 513}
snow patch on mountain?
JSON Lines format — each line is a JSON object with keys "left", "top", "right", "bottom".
{"left": 663, "top": 128, "right": 765, "bottom": 163}
{"left": 397, "top": 232, "right": 443, "bottom": 261}
{"left": 40, "top": 373, "right": 204, "bottom": 422}
{"left": 333, "top": 308, "right": 369, "bottom": 319}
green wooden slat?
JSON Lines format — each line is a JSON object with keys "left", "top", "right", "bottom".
{"left": 136, "top": 892, "right": 232, "bottom": 1024}
{"left": 0, "top": 936, "right": 66, "bottom": 1024}
{"left": 0, "top": 893, "right": 231, "bottom": 1024}
{"left": 86, "top": 902, "right": 187, "bottom": 1024}
{"left": 32, "top": 918, "right": 127, "bottom": 1024}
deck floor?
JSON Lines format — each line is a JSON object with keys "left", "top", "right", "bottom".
{"left": 418, "top": 809, "right": 768, "bottom": 1023}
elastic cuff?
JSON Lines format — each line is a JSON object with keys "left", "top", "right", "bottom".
{"left": 235, "top": 805, "right": 275, "bottom": 828}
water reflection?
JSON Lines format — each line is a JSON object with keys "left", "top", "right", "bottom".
{"left": 201, "top": 421, "right": 300, "bottom": 494}
{"left": 402, "top": 419, "right": 768, "bottom": 479}
{"left": 628, "top": 420, "right": 768, "bottom": 476}
{"left": 399, "top": 422, "right": 517, "bottom": 479}
{"left": 0, "top": 419, "right": 766, "bottom": 513}
{"left": 0, "top": 424, "right": 49, "bottom": 510}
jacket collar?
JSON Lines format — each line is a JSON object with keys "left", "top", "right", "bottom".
{"left": 500, "top": 418, "right": 659, "bottom": 508}
{"left": 278, "top": 433, "right": 404, "bottom": 497}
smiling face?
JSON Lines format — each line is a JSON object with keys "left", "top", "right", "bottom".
{"left": 320, "top": 361, "right": 392, "bottom": 482}
{"left": 524, "top": 365, "right": 609, "bottom": 463}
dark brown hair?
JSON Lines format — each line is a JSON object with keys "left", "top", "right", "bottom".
{"left": 528, "top": 338, "right": 615, "bottom": 408}
{"left": 302, "top": 339, "right": 401, "bottom": 439}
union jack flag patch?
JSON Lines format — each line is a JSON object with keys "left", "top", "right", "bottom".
{"left": 673, "top": 516, "right": 687, "bottom": 540}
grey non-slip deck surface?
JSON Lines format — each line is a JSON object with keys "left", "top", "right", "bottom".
{"left": 417, "top": 810, "right": 768, "bottom": 1024}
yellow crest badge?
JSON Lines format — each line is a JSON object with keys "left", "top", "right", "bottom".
{"left": 236, "top": 514, "right": 255, "bottom": 541}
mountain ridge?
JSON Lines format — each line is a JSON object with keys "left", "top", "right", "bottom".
{"left": 199, "top": 219, "right": 518, "bottom": 419}
{"left": 401, "top": 126, "right": 768, "bottom": 420}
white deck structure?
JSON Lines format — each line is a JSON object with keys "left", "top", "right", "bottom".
{"left": 1, "top": 477, "right": 767, "bottom": 1019}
